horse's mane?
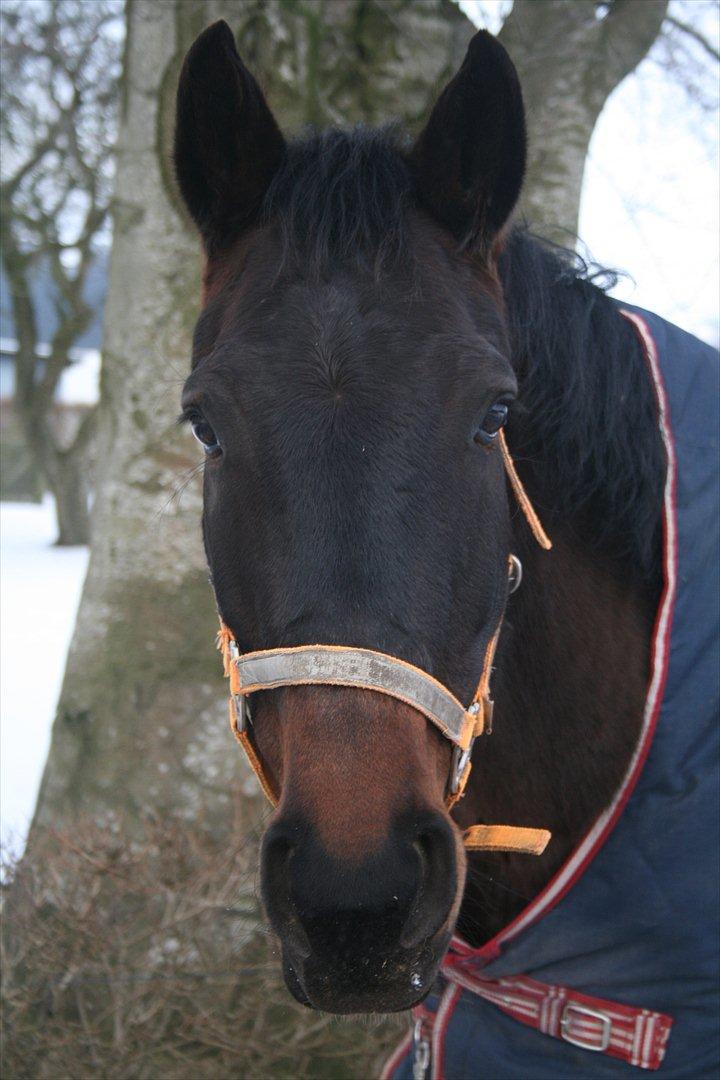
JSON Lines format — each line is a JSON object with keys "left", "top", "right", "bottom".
{"left": 263, "top": 127, "right": 411, "bottom": 274}
{"left": 500, "top": 231, "right": 664, "bottom": 588}
{"left": 261, "top": 128, "right": 664, "bottom": 588}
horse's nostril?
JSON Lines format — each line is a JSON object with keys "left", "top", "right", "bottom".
{"left": 261, "top": 824, "right": 311, "bottom": 960}
{"left": 400, "top": 817, "right": 458, "bottom": 949}
{"left": 262, "top": 812, "right": 458, "bottom": 972}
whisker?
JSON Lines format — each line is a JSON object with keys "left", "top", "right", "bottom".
{"left": 465, "top": 863, "right": 532, "bottom": 902}
{"left": 155, "top": 461, "right": 205, "bottom": 521}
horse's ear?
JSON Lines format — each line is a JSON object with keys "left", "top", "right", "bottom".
{"left": 410, "top": 30, "right": 526, "bottom": 256}
{"left": 174, "top": 21, "right": 285, "bottom": 252}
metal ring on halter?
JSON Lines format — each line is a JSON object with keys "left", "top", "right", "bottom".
{"left": 508, "top": 554, "right": 523, "bottom": 594}
{"left": 450, "top": 740, "right": 474, "bottom": 794}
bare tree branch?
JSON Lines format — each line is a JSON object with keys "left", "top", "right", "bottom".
{"left": 0, "top": 0, "right": 123, "bottom": 543}
{"left": 497, "top": 0, "right": 669, "bottom": 238}
{"left": 665, "top": 12, "right": 719, "bottom": 63}
{"left": 598, "top": 0, "right": 670, "bottom": 93}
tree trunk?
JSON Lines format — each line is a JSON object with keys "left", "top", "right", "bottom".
{"left": 2, "top": 243, "right": 97, "bottom": 541}
{"left": 30, "top": 0, "right": 474, "bottom": 841}
{"left": 46, "top": 447, "right": 92, "bottom": 547}
{"left": 499, "top": 0, "right": 668, "bottom": 241}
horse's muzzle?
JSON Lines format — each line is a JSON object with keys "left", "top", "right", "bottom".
{"left": 260, "top": 810, "right": 461, "bottom": 1013}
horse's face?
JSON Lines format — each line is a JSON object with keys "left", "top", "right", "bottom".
{"left": 176, "top": 23, "right": 526, "bottom": 1013}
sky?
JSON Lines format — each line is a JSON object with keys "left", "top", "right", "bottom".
{"left": 460, "top": 0, "right": 720, "bottom": 346}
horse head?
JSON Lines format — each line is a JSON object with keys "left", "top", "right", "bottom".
{"left": 175, "top": 22, "right": 532, "bottom": 1013}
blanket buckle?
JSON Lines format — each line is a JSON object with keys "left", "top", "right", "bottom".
{"left": 560, "top": 1002, "right": 611, "bottom": 1052}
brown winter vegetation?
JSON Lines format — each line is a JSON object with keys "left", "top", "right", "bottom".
{"left": 1, "top": 817, "right": 404, "bottom": 1079}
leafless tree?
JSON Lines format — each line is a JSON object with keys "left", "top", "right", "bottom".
{"left": 655, "top": 0, "right": 719, "bottom": 129}
{"left": 0, "top": 0, "right": 123, "bottom": 544}
{"left": 466, "top": 0, "right": 718, "bottom": 238}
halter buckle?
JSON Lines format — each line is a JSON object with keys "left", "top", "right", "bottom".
{"left": 468, "top": 696, "right": 493, "bottom": 737}
{"left": 450, "top": 739, "right": 474, "bottom": 795}
{"left": 231, "top": 692, "right": 251, "bottom": 733}
{"left": 483, "top": 696, "right": 494, "bottom": 735}
{"left": 227, "top": 640, "right": 252, "bottom": 732}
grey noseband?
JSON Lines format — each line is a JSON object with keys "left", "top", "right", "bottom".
{"left": 233, "top": 644, "right": 479, "bottom": 750}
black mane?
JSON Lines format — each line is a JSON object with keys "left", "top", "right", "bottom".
{"left": 500, "top": 231, "right": 664, "bottom": 588}
{"left": 262, "top": 128, "right": 664, "bottom": 588}
{"left": 263, "top": 127, "right": 413, "bottom": 274}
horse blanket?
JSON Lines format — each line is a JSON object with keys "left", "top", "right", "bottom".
{"left": 383, "top": 306, "right": 720, "bottom": 1079}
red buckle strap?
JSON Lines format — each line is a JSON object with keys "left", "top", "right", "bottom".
{"left": 443, "top": 961, "right": 673, "bottom": 1071}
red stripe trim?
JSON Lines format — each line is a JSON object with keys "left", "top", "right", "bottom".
{"left": 431, "top": 983, "right": 462, "bottom": 1080}
{"left": 452, "top": 310, "right": 678, "bottom": 962}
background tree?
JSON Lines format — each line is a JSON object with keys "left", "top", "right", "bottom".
{"left": 0, "top": 0, "right": 122, "bottom": 544}
{"left": 657, "top": 0, "right": 719, "bottom": 120}
{"left": 497, "top": 0, "right": 669, "bottom": 241}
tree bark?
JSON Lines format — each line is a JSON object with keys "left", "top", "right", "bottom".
{"left": 30, "top": 0, "right": 474, "bottom": 840}
{"left": 44, "top": 441, "right": 93, "bottom": 547}
{"left": 11, "top": 376, "right": 95, "bottom": 544}
{"left": 498, "top": 0, "right": 669, "bottom": 240}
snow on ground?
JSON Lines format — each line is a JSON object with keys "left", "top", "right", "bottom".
{"left": 1, "top": 497, "right": 88, "bottom": 857}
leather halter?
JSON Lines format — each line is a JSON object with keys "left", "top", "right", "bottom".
{"left": 217, "top": 430, "right": 553, "bottom": 856}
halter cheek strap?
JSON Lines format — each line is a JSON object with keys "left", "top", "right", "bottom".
{"left": 216, "top": 432, "right": 553, "bottom": 856}
{"left": 498, "top": 430, "right": 552, "bottom": 550}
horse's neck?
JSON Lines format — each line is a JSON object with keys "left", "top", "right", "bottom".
{"left": 455, "top": 527, "right": 658, "bottom": 946}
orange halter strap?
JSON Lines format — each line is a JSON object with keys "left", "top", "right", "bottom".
{"left": 217, "top": 430, "right": 552, "bottom": 856}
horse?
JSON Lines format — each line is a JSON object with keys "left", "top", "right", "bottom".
{"left": 174, "top": 22, "right": 719, "bottom": 1078}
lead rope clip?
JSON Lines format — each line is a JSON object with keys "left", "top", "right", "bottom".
{"left": 412, "top": 1017, "right": 431, "bottom": 1080}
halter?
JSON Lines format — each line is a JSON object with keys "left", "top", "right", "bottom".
{"left": 217, "top": 430, "right": 553, "bottom": 856}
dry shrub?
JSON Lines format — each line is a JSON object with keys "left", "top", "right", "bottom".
{"left": 1, "top": 816, "right": 405, "bottom": 1079}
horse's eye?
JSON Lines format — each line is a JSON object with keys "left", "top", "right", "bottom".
{"left": 474, "top": 401, "right": 509, "bottom": 445}
{"left": 191, "top": 417, "right": 221, "bottom": 456}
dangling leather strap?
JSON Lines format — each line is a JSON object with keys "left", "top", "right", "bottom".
{"left": 463, "top": 824, "right": 552, "bottom": 854}
{"left": 499, "top": 430, "right": 552, "bottom": 550}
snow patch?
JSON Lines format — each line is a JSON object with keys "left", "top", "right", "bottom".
{"left": 0, "top": 497, "right": 88, "bottom": 856}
